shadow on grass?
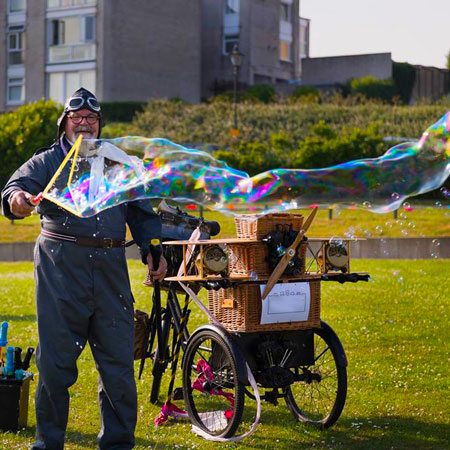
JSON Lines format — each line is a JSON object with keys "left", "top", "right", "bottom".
{"left": 1, "top": 314, "right": 36, "bottom": 322}
{"left": 245, "top": 406, "right": 450, "bottom": 449}
{"left": 14, "top": 425, "right": 158, "bottom": 449}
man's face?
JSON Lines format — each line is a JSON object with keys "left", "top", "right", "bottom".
{"left": 64, "top": 108, "right": 100, "bottom": 142}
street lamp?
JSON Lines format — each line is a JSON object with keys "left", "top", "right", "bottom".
{"left": 230, "top": 44, "right": 243, "bottom": 132}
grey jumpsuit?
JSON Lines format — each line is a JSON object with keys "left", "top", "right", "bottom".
{"left": 1, "top": 137, "right": 161, "bottom": 450}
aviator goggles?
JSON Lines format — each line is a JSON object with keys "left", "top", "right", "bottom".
{"left": 66, "top": 96, "right": 101, "bottom": 112}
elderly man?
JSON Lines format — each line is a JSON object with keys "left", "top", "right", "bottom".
{"left": 1, "top": 88, "right": 167, "bottom": 450}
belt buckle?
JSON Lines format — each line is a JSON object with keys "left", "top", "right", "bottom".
{"left": 103, "top": 238, "right": 113, "bottom": 248}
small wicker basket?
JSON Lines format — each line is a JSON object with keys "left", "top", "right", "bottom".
{"left": 234, "top": 213, "right": 304, "bottom": 240}
{"left": 208, "top": 279, "right": 321, "bottom": 333}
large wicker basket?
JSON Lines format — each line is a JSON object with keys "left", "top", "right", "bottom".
{"left": 234, "top": 213, "right": 304, "bottom": 240}
{"left": 208, "top": 279, "right": 321, "bottom": 333}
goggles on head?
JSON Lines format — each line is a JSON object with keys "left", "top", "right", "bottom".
{"left": 66, "top": 96, "right": 100, "bottom": 112}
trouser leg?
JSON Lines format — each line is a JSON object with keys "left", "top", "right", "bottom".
{"left": 90, "top": 249, "right": 137, "bottom": 450}
{"left": 32, "top": 238, "right": 93, "bottom": 450}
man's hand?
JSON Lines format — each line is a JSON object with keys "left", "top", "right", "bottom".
{"left": 146, "top": 252, "right": 168, "bottom": 281}
{"left": 9, "top": 191, "right": 36, "bottom": 218}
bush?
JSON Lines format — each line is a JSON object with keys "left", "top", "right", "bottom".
{"left": 290, "top": 85, "right": 321, "bottom": 103}
{"left": 101, "top": 101, "right": 146, "bottom": 123}
{"left": 393, "top": 62, "right": 416, "bottom": 104}
{"left": 244, "top": 84, "right": 276, "bottom": 103}
{"left": 348, "top": 76, "right": 399, "bottom": 103}
{"left": 0, "top": 99, "right": 61, "bottom": 189}
{"left": 293, "top": 121, "right": 385, "bottom": 169}
{"left": 213, "top": 122, "right": 386, "bottom": 175}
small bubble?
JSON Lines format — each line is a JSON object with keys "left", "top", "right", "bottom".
{"left": 401, "top": 229, "right": 408, "bottom": 236}
{"left": 391, "top": 192, "right": 400, "bottom": 200}
{"left": 402, "top": 202, "right": 412, "bottom": 211}
{"left": 363, "top": 229, "right": 372, "bottom": 237}
{"left": 363, "top": 201, "right": 372, "bottom": 209}
{"left": 89, "top": 254, "right": 93, "bottom": 258}
{"left": 249, "top": 271, "right": 258, "bottom": 280}
{"left": 345, "top": 226, "right": 355, "bottom": 238}
{"left": 432, "top": 239, "right": 440, "bottom": 247}
{"left": 392, "top": 270, "right": 400, "bottom": 277}
{"left": 375, "top": 226, "right": 383, "bottom": 235}
{"left": 397, "top": 277, "right": 404, "bottom": 283}
{"left": 399, "top": 213, "right": 408, "bottom": 220}
{"left": 407, "top": 222, "right": 416, "bottom": 229}
{"left": 435, "top": 201, "right": 443, "bottom": 208}
{"left": 384, "top": 221, "right": 393, "bottom": 229}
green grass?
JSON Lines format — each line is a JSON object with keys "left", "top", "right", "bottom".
{"left": 1, "top": 204, "right": 449, "bottom": 243}
{"left": 0, "top": 259, "right": 449, "bottom": 449}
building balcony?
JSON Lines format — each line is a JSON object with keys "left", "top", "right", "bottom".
{"left": 47, "top": 0, "right": 97, "bottom": 9}
{"left": 48, "top": 42, "right": 95, "bottom": 63}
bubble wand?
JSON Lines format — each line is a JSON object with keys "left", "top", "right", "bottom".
{"left": 29, "top": 135, "right": 83, "bottom": 216}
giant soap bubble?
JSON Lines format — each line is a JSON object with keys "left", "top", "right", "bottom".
{"left": 42, "top": 112, "right": 450, "bottom": 217}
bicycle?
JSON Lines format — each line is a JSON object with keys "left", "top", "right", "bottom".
{"left": 136, "top": 205, "right": 369, "bottom": 439}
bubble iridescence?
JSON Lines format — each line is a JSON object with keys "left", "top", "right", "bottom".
{"left": 45, "top": 112, "right": 450, "bottom": 217}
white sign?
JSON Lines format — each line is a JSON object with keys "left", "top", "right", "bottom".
{"left": 260, "top": 282, "right": 311, "bottom": 324}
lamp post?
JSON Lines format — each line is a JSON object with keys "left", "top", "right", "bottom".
{"left": 230, "top": 44, "right": 243, "bottom": 132}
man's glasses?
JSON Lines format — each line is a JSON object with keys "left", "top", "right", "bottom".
{"left": 68, "top": 114, "right": 99, "bottom": 125}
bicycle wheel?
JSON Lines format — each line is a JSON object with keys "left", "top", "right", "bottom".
{"left": 284, "top": 322, "right": 347, "bottom": 428}
{"left": 182, "top": 327, "right": 246, "bottom": 438}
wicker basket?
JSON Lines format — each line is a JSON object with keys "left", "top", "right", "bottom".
{"left": 234, "top": 213, "right": 304, "bottom": 240}
{"left": 227, "top": 242, "right": 307, "bottom": 278}
{"left": 208, "top": 279, "right": 321, "bottom": 332}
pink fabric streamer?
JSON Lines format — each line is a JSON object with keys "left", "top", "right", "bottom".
{"left": 154, "top": 402, "right": 189, "bottom": 426}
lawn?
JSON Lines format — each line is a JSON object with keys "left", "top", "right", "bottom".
{"left": 1, "top": 203, "right": 449, "bottom": 243}
{"left": 0, "top": 259, "right": 449, "bottom": 449}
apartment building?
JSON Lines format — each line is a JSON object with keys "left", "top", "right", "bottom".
{"left": 202, "top": 0, "right": 303, "bottom": 97}
{"left": 0, "top": 0, "right": 306, "bottom": 110}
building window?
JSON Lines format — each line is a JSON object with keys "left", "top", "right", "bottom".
{"left": 225, "top": 0, "right": 239, "bottom": 14}
{"left": 8, "top": 0, "right": 26, "bottom": 13}
{"left": 48, "top": 15, "right": 96, "bottom": 63}
{"left": 7, "top": 77, "right": 25, "bottom": 104}
{"left": 47, "top": 0, "right": 97, "bottom": 8}
{"left": 223, "top": 0, "right": 239, "bottom": 55}
{"left": 48, "top": 70, "right": 96, "bottom": 104}
{"left": 280, "top": 2, "right": 291, "bottom": 22}
{"left": 223, "top": 34, "right": 239, "bottom": 55}
{"left": 279, "top": 40, "right": 291, "bottom": 62}
{"left": 7, "top": 26, "right": 26, "bottom": 65}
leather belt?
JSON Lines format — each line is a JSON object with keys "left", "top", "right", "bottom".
{"left": 41, "top": 229, "right": 126, "bottom": 248}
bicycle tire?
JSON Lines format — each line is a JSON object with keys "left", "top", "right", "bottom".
{"left": 284, "top": 321, "right": 347, "bottom": 428}
{"left": 182, "top": 328, "right": 246, "bottom": 438}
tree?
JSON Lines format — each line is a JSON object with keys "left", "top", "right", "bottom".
{"left": 447, "top": 50, "right": 450, "bottom": 70}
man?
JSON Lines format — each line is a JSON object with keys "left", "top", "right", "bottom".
{"left": 1, "top": 88, "right": 167, "bottom": 450}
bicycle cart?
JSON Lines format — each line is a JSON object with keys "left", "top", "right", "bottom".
{"left": 138, "top": 205, "right": 369, "bottom": 440}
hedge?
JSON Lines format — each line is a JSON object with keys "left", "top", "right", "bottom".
{"left": 0, "top": 99, "right": 61, "bottom": 189}
{"left": 100, "top": 101, "right": 146, "bottom": 123}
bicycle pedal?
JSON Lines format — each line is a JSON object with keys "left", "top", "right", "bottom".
{"left": 173, "top": 387, "right": 184, "bottom": 400}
